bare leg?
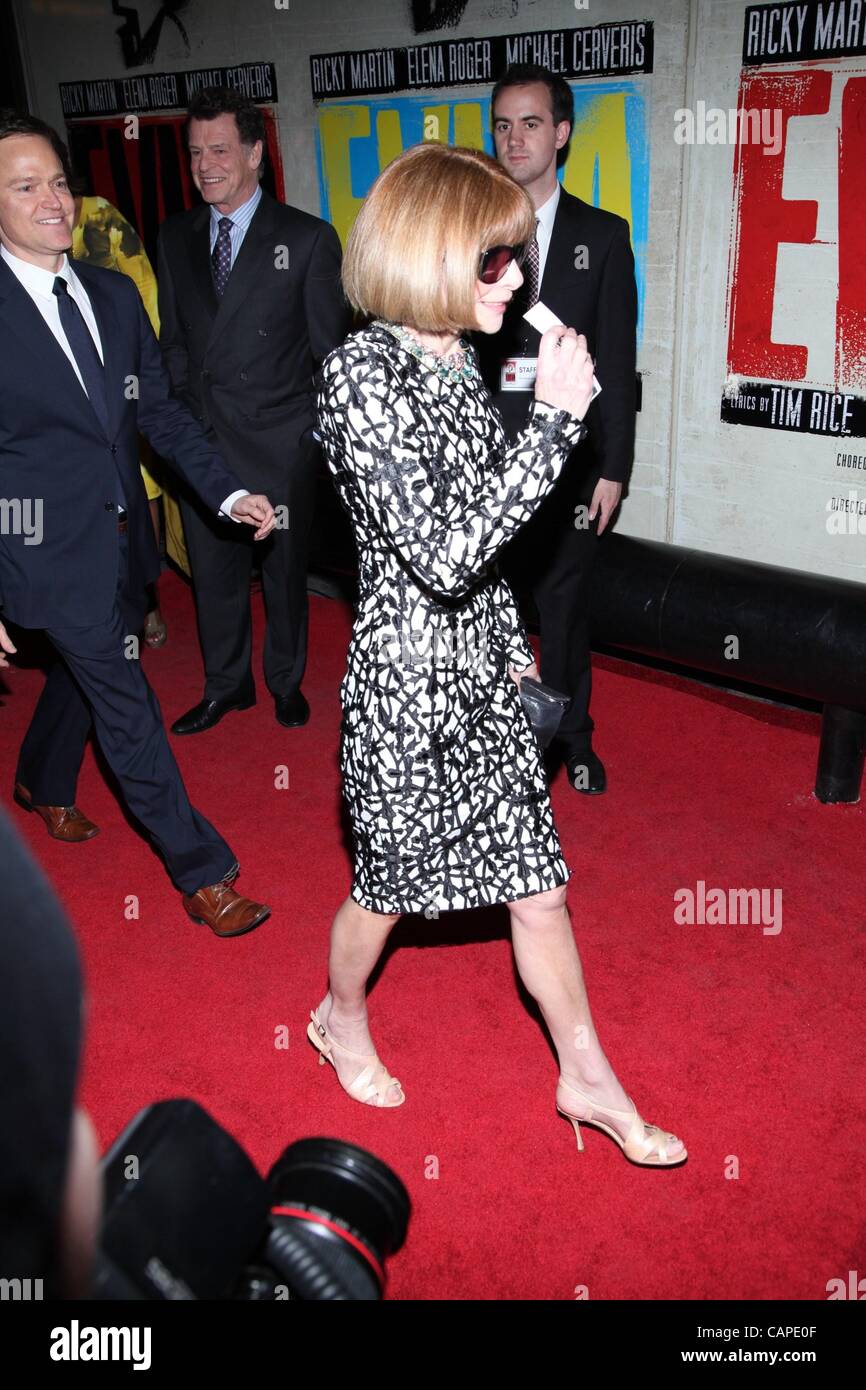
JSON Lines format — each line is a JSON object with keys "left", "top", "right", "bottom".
{"left": 509, "top": 884, "right": 683, "bottom": 1156}
{"left": 315, "top": 895, "right": 402, "bottom": 1105}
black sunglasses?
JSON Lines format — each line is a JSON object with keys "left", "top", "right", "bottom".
{"left": 479, "top": 242, "right": 528, "bottom": 284}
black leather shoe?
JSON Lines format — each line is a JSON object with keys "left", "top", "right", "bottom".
{"left": 565, "top": 749, "right": 607, "bottom": 794}
{"left": 171, "top": 691, "right": 255, "bottom": 735}
{"left": 275, "top": 690, "right": 310, "bottom": 727}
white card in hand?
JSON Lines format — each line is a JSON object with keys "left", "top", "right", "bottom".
{"left": 523, "top": 301, "right": 602, "bottom": 401}
{"left": 523, "top": 301, "right": 563, "bottom": 335}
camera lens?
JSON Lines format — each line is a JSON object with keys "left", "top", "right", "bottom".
{"left": 265, "top": 1137, "right": 410, "bottom": 1299}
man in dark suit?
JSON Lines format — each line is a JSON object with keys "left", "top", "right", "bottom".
{"left": 0, "top": 111, "right": 274, "bottom": 935}
{"left": 477, "top": 64, "right": 638, "bottom": 794}
{"left": 158, "top": 88, "right": 351, "bottom": 735}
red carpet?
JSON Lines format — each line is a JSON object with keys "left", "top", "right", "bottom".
{"left": 2, "top": 569, "right": 863, "bottom": 1301}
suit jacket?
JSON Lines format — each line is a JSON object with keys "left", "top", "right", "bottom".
{"left": 476, "top": 186, "right": 637, "bottom": 487}
{"left": 157, "top": 190, "right": 351, "bottom": 494}
{"left": 0, "top": 257, "right": 242, "bottom": 630}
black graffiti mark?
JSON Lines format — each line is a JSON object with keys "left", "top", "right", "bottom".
{"left": 410, "top": 0, "right": 470, "bottom": 34}
{"left": 111, "top": 0, "right": 191, "bottom": 69}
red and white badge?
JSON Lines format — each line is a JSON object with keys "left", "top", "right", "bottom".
{"left": 500, "top": 356, "right": 538, "bottom": 391}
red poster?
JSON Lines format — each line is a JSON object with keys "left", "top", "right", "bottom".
{"left": 723, "top": 61, "right": 866, "bottom": 436}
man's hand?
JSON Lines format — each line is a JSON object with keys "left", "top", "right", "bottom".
{"left": 588, "top": 478, "right": 623, "bottom": 535}
{"left": 508, "top": 659, "right": 538, "bottom": 688}
{"left": 230, "top": 494, "right": 276, "bottom": 540}
{"left": 0, "top": 620, "right": 17, "bottom": 670}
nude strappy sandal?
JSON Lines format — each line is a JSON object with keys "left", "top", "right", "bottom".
{"left": 307, "top": 1007, "right": 405, "bottom": 1108}
{"left": 556, "top": 1077, "right": 686, "bottom": 1166}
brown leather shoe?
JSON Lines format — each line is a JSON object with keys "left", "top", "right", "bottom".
{"left": 14, "top": 782, "right": 100, "bottom": 842}
{"left": 182, "top": 875, "right": 271, "bottom": 937}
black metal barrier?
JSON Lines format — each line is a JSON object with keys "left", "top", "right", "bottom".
{"left": 588, "top": 535, "right": 866, "bottom": 804}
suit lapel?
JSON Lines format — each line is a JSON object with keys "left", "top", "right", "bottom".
{"left": 70, "top": 262, "right": 124, "bottom": 437}
{"left": 539, "top": 188, "right": 584, "bottom": 304}
{"left": 0, "top": 257, "right": 110, "bottom": 438}
{"left": 206, "top": 193, "right": 276, "bottom": 349}
{"left": 187, "top": 203, "right": 219, "bottom": 320}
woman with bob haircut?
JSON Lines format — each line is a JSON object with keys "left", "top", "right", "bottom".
{"left": 310, "top": 143, "right": 685, "bottom": 1167}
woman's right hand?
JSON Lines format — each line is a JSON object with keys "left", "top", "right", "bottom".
{"left": 534, "top": 328, "right": 595, "bottom": 421}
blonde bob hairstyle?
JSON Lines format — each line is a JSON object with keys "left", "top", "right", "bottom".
{"left": 342, "top": 142, "right": 535, "bottom": 334}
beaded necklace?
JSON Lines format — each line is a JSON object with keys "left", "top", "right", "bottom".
{"left": 374, "top": 319, "right": 476, "bottom": 385}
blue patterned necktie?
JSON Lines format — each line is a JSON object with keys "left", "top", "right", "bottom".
{"left": 53, "top": 276, "right": 109, "bottom": 436}
{"left": 523, "top": 218, "right": 540, "bottom": 308}
{"left": 211, "top": 216, "right": 233, "bottom": 297}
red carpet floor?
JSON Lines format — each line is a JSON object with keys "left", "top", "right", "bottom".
{"left": 2, "top": 569, "right": 864, "bottom": 1301}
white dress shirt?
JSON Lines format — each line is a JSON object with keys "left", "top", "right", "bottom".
{"left": 0, "top": 244, "right": 246, "bottom": 522}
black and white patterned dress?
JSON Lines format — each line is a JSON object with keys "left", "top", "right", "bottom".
{"left": 316, "top": 322, "right": 588, "bottom": 916}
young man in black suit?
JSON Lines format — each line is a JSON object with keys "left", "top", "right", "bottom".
{"left": 477, "top": 64, "right": 638, "bottom": 794}
{"left": 158, "top": 88, "right": 351, "bottom": 735}
{"left": 0, "top": 112, "right": 274, "bottom": 935}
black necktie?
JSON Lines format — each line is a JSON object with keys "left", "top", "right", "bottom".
{"left": 523, "top": 219, "right": 540, "bottom": 309}
{"left": 52, "top": 276, "right": 109, "bottom": 437}
{"left": 211, "top": 217, "right": 233, "bottom": 297}
{"left": 53, "top": 276, "right": 124, "bottom": 507}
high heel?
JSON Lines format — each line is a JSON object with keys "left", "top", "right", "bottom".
{"left": 307, "top": 1006, "right": 405, "bottom": 1108}
{"left": 556, "top": 1077, "right": 686, "bottom": 1166}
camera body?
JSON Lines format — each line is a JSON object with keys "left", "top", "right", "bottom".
{"left": 92, "top": 1100, "right": 409, "bottom": 1301}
